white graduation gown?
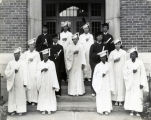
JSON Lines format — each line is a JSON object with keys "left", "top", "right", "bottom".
{"left": 66, "top": 42, "right": 86, "bottom": 95}
{"left": 108, "top": 49, "right": 127, "bottom": 102}
{"left": 92, "top": 62, "right": 115, "bottom": 113}
{"left": 79, "top": 33, "right": 94, "bottom": 79}
{"left": 5, "top": 59, "right": 27, "bottom": 113}
{"left": 37, "top": 60, "right": 59, "bottom": 112}
{"left": 123, "top": 58, "right": 149, "bottom": 112}
{"left": 23, "top": 50, "right": 40, "bottom": 103}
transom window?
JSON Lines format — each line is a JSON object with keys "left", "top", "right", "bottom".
{"left": 43, "top": 1, "right": 105, "bottom": 35}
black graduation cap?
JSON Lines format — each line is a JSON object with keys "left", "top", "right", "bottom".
{"left": 102, "top": 23, "right": 109, "bottom": 28}
{"left": 95, "top": 31, "right": 103, "bottom": 37}
{"left": 95, "top": 31, "right": 103, "bottom": 39}
{"left": 52, "top": 33, "right": 59, "bottom": 39}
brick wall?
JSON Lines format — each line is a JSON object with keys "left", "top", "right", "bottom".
{"left": 120, "top": 0, "right": 151, "bottom": 52}
{"left": 0, "top": 0, "right": 28, "bottom": 53}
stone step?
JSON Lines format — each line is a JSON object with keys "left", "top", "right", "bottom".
{"left": 27, "top": 102, "right": 125, "bottom": 112}
{"left": 61, "top": 86, "right": 92, "bottom": 95}
{"left": 57, "top": 95, "right": 95, "bottom": 102}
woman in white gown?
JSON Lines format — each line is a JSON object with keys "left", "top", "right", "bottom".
{"left": 92, "top": 50, "right": 115, "bottom": 115}
{"left": 108, "top": 39, "right": 126, "bottom": 106}
{"left": 66, "top": 33, "right": 86, "bottom": 96}
{"left": 123, "top": 47, "right": 149, "bottom": 116}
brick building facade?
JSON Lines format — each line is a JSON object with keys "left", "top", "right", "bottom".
{"left": 0, "top": 0, "right": 151, "bottom": 100}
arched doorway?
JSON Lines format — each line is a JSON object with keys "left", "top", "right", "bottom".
{"left": 42, "top": 0, "right": 105, "bottom": 35}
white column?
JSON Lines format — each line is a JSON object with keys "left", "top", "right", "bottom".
{"left": 28, "top": 0, "right": 42, "bottom": 40}
{"left": 106, "top": 0, "right": 120, "bottom": 40}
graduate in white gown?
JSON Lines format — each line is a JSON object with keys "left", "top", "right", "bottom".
{"left": 66, "top": 33, "right": 86, "bottom": 96}
{"left": 59, "top": 21, "right": 72, "bottom": 80}
{"left": 37, "top": 49, "right": 59, "bottom": 115}
{"left": 79, "top": 23, "right": 94, "bottom": 81}
{"left": 123, "top": 47, "right": 149, "bottom": 117}
{"left": 5, "top": 47, "right": 27, "bottom": 116}
{"left": 23, "top": 38, "right": 41, "bottom": 105}
{"left": 92, "top": 50, "right": 115, "bottom": 115}
{"left": 108, "top": 39, "right": 126, "bottom": 106}
{"left": 59, "top": 21, "right": 72, "bottom": 52}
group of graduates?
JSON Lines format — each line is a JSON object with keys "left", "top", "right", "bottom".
{"left": 5, "top": 21, "right": 149, "bottom": 117}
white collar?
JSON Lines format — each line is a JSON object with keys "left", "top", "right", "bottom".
{"left": 104, "top": 32, "right": 108, "bottom": 35}
{"left": 53, "top": 42, "right": 58, "bottom": 45}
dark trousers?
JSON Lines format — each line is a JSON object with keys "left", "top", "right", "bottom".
{"left": 56, "top": 78, "right": 62, "bottom": 95}
{"left": 91, "top": 68, "right": 96, "bottom": 94}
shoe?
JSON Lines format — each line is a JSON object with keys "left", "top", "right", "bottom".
{"left": 10, "top": 112, "right": 15, "bottom": 116}
{"left": 136, "top": 113, "right": 140, "bottom": 117}
{"left": 98, "top": 112, "right": 103, "bottom": 115}
{"left": 130, "top": 112, "right": 134, "bottom": 116}
{"left": 119, "top": 102, "right": 122, "bottom": 106}
{"left": 105, "top": 112, "right": 109, "bottom": 115}
{"left": 42, "top": 111, "right": 46, "bottom": 115}
{"left": 48, "top": 111, "right": 51, "bottom": 115}
{"left": 115, "top": 102, "right": 118, "bottom": 106}
{"left": 18, "top": 113, "right": 23, "bottom": 116}
{"left": 32, "top": 103, "right": 36, "bottom": 106}
{"left": 91, "top": 93, "right": 95, "bottom": 97}
{"left": 88, "top": 78, "right": 91, "bottom": 82}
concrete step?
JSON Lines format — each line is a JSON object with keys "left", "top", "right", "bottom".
{"left": 27, "top": 102, "right": 125, "bottom": 112}
{"left": 61, "top": 86, "right": 92, "bottom": 95}
{"left": 57, "top": 95, "right": 95, "bottom": 102}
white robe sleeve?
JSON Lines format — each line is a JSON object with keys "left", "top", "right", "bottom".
{"left": 108, "top": 62, "right": 115, "bottom": 93}
{"left": 139, "top": 60, "right": 149, "bottom": 92}
{"left": 65, "top": 46, "right": 74, "bottom": 71}
{"left": 36, "top": 62, "right": 42, "bottom": 91}
{"left": 80, "top": 46, "right": 86, "bottom": 66}
{"left": 50, "top": 62, "right": 60, "bottom": 91}
{"left": 92, "top": 65, "right": 102, "bottom": 94}
{"left": 123, "top": 61, "right": 133, "bottom": 91}
{"left": 5, "top": 62, "right": 15, "bottom": 91}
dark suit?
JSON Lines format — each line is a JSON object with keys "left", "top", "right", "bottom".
{"left": 36, "top": 33, "right": 53, "bottom": 60}
{"left": 49, "top": 43, "right": 67, "bottom": 95}
{"left": 103, "top": 33, "right": 115, "bottom": 54}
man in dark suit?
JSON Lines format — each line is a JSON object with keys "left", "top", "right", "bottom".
{"left": 36, "top": 26, "right": 53, "bottom": 60}
{"left": 49, "top": 33, "right": 67, "bottom": 96}
{"left": 102, "top": 23, "right": 115, "bottom": 54}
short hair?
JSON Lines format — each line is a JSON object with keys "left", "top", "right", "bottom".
{"left": 102, "top": 23, "right": 109, "bottom": 29}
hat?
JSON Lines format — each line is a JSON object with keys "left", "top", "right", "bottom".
{"left": 82, "top": 22, "right": 90, "bottom": 29}
{"left": 128, "top": 47, "right": 138, "bottom": 54}
{"left": 97, "top": 50, "right": 108, "bottom": 57}
{"left": 28, "top": 38, "right": 36, "bottom": 45}
{"left": 102, "top": 23, "right": 109, "bottom": 27}
{"left": 14, "top": 47, "right": 21, "bottom": 53}
{"left": 61, "top": 21, "right": 71, "bottom": 28}
{"left": 114, "top": 39, "right": 122, "bottom": 44}
{"left": 72, "top": 33, "right": 79, "bottom": 39}
{"left": 41, "top": 49, "right": 49, "bottom": 55}
{"left": 95, "top": 31, "right": 103, "bottom": 37}
{"left": 52, "top": 33, "right": 59, "bottom": 39}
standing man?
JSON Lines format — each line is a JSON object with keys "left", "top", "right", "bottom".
{"left": 5, "top": 47, "right": 27, "bottom": 116}
{"left": 36, "top": 26, "right": 52, "bottom": 60}
{"left": 102, "top": 23, "right": 115, "bottom": 54}
{"left": 89, "top": 32, "right": 106, "bottom": 96}
{"left": 79, "top": 23, "right": 94, "bottom": 82}
{"left": 108, "top": 39, "right": 127, "bottom": 106}
{"left": 49, "top": 33, "right": 67, "bottom": 96}
{"left": 123, "top": 47, "right": 149, "bottom": 116}
{"left": 23, "top": 38, "right": 41, "bottom": 106}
